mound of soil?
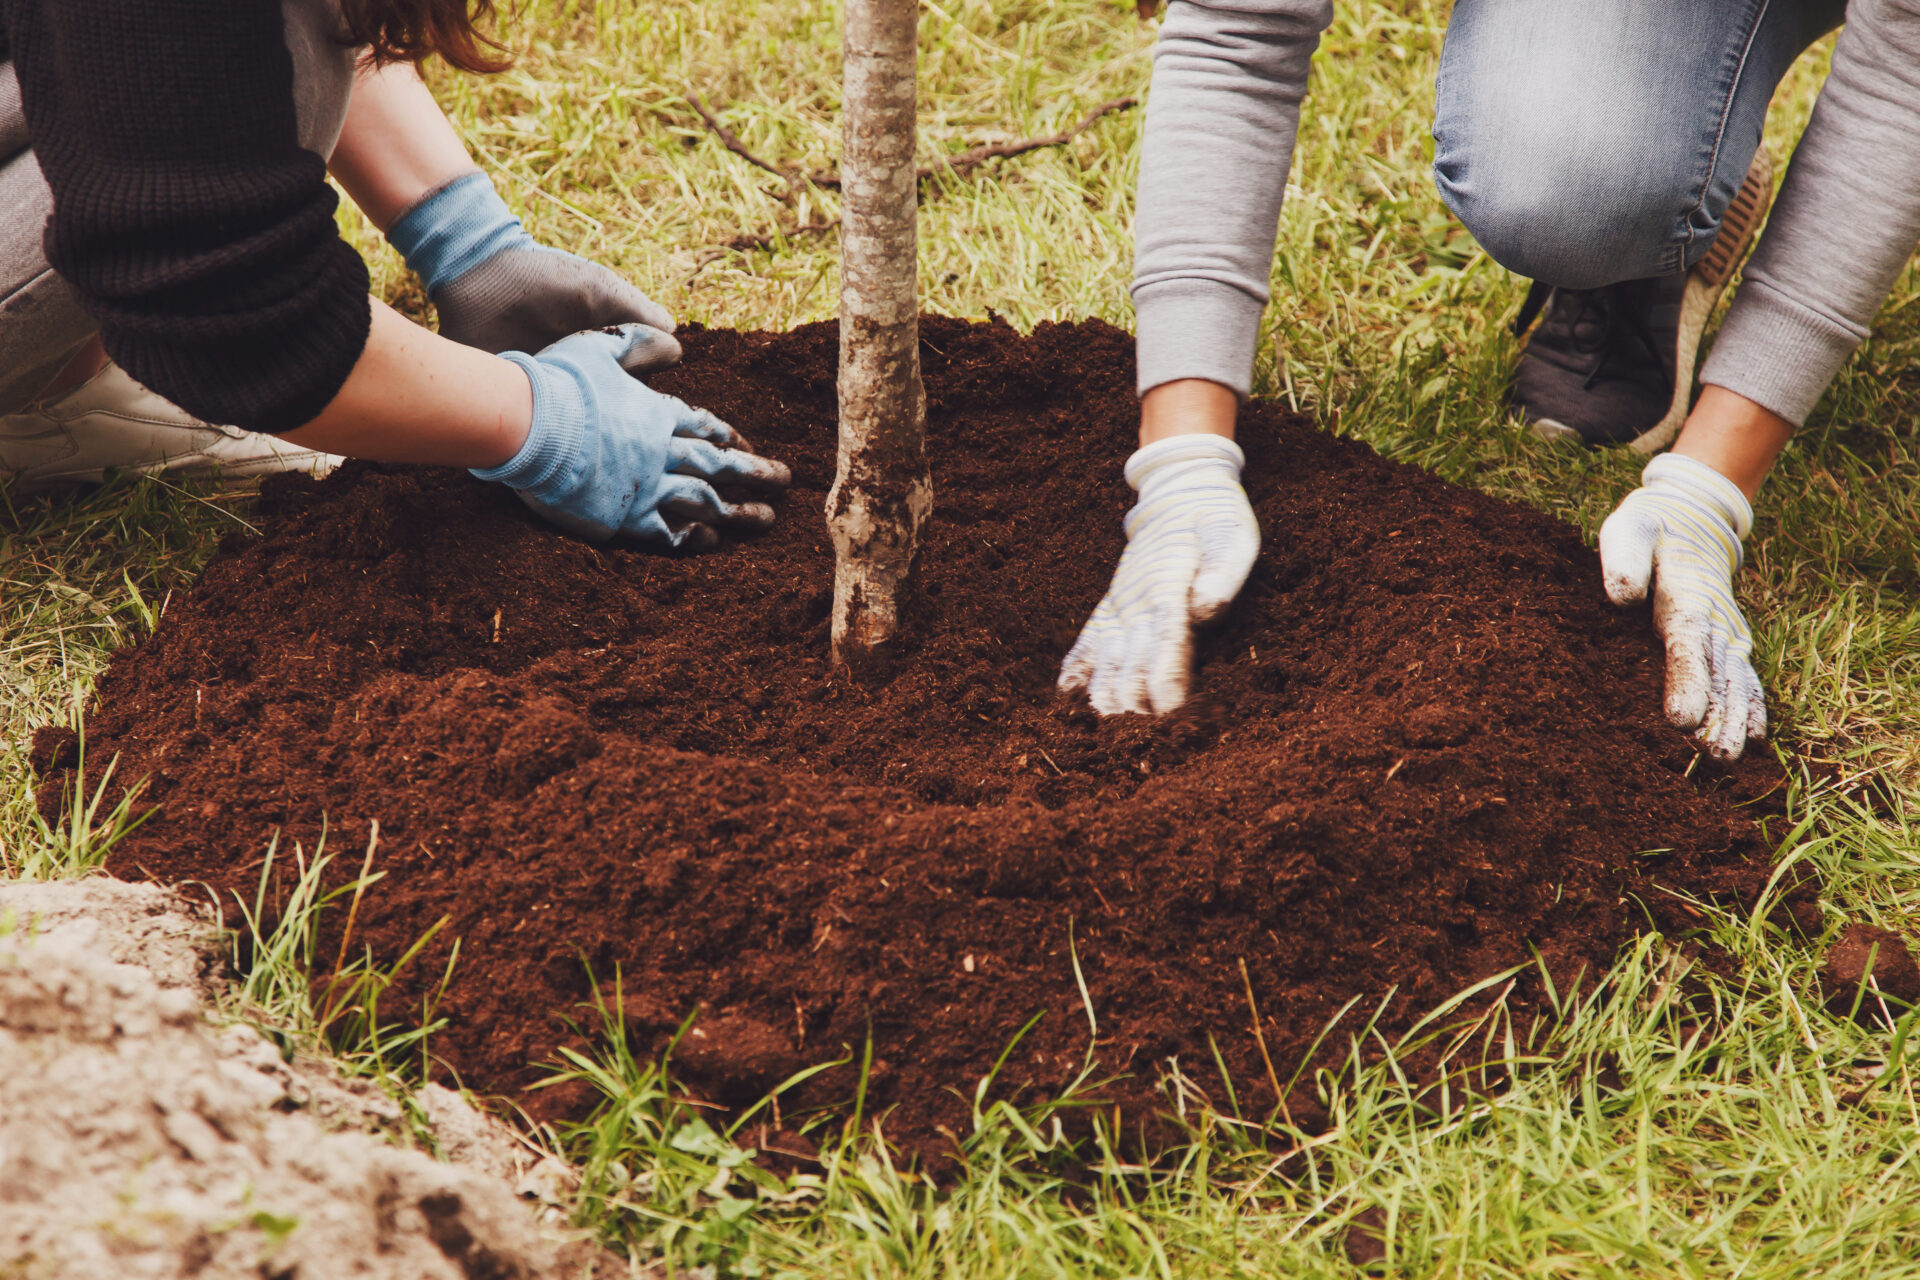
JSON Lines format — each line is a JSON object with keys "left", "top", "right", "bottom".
{"left": 44, "top": 318, "right": 1795, "bottom": 1156}
{"left": 1822, "top": 923, "right": 1920, "bottom": 1022}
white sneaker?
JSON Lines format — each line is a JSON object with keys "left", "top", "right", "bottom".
{"left": 0, "top": 361, "right": 341, "bottom": 492}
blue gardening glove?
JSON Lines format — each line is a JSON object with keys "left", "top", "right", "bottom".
{"left": 388, "top": 171, "right": 680, "bottom": 359}
{"left": 1599, "top": 452, "right": 1765, "bottom": 761}
{"left": 475, "top": 325, "right": 791, "bottom": 548}
{"left": 1058, "top": 434, "right": 1259, "bottom": 714}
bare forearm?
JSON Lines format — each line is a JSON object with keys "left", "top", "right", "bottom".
{"left": 1139, "top": 378, "right": 1238, "bottom": 446}
{"left": 328, "top": 59, "right": 477, "bottom": 231}
{"left": 280, "top": 300, "right": 531, "bottom": 466}
{"left": 1671, "top": 385, "right": 1791, "bottom": 500}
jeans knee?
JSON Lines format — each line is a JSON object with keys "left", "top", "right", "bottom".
{"left": 1433, "top": 150, "right": 1679, "bottom": 289}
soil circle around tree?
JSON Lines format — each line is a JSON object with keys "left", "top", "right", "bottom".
{"left": 42, "top": 318, "right": 1796, "bottom": 1159}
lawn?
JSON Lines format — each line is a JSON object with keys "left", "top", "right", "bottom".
{"left": 5, "top": 0, "right": 1920, "bottom": 1274}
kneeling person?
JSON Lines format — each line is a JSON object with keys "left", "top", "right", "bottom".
{"left": 0, "top": 0, "right": 787, "bottom": 548}
{"left": 1066, "top": 0, "right": 1916, "bottom": 762}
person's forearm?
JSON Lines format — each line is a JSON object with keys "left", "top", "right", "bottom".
{"left": 328, "top": 59, "right": 478, "bottom": 231}
{"left": 1139, "top": 378, "right": 1238, "bottom": 446}
{"left": 1698, "top": 0, "right": 1920, "bottom": 426}
{"left": 280, "top": 299, "right": 531, "bottom": 466}
{"left": 1670, "top": 385, "right": 1791, "bottom": 501}
{"left": 1132, "top": 0, "right": 1332, "bottom": 400}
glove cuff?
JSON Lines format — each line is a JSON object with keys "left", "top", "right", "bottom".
{"left": 387, "top": 172, "right": 533, "bottom": 298}
{"left": 469, "top": 352, "right": 586, "bottom": 499}
{"left": 1123, "top": 433, "right": 1246, "bottom": 492}
{"left": 1642, "top": 453, "right": 1753, "bottom": 541}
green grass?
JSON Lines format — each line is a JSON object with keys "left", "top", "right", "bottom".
{"left": 6, "top": 0, "right": 1920, "bottom": 1274}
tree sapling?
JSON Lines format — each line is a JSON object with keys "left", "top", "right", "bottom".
{"left": 826, "top": 0, "right": 931, "bottom": 670}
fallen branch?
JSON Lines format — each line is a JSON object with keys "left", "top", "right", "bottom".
{"left": 684, "top": 94, "right": 1139, "bottom": 273}
{"left": 687, "top": 93, "right": 806, "bottom": 201}
{"left": 910, "top": 95, "right": 1138, "bottom": 184}
{"left": 686, "top": 93, "right": 1139, "bottom": 194}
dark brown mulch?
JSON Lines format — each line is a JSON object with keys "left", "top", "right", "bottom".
{"left": 41, "top": 317, "right": 1800, "bottom": 1159}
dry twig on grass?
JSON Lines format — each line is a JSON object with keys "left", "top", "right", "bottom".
{"left": 905, "top": 95, "right": 1139, "bottom": 185}
{"left": 685, "top": 93, "right": 1138, "bottom": 270}
{"left": 688, "top": 92, "right": 1139, "bottom": 193}
{"left": 687, "top": 93, "right": 810, "bottom": 202}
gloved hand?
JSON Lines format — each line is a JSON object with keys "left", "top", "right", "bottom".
{"left": 1599, "top": 452, "right": 1765, "bottom": 761}
{"left": 476, "top": 324, "right": 791, "bottom": 547}
{"left": 388, "top": 171, "right": 680, "bottom": 359}
{"left": 1058, "top": 434, "right": 1259, "bottom": 714}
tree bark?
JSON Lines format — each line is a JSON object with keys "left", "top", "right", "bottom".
{"left": 827, "top": 0, "right": 930, "bottom": 670}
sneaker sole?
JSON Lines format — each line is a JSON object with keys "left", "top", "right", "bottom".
{"left": 1627, "top": 145, "right": 1775, "bottom": 455}
{"left": 1527, "top": 415, "right": 1584, "bottom": 446}
{"left": 4, "top": 450, "right": 340, "bottom": 493}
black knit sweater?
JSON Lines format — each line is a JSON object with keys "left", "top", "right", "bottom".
{"left": 0, "top": 2, "right": 370, "bottom": 433}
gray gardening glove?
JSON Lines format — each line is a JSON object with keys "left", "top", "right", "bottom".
{"left": 387, "top": 171, "right": 680, "bottom": 360}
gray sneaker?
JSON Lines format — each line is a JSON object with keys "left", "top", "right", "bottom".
{"left": 1510, "top": 146, "right": 1775, "bottom": 454}
{"left": 1508, "top": 273, "right": 1684, "bottom": 449}
{"left": 0, "top": 362, "right": 340, "bottom": 492}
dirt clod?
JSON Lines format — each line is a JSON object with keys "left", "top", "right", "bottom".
{"left": 1822, "top": 923, "right": 1920, "bottom": 1021}
{"left": 55, "top": 318, "right": 1793, "bottom": 1157}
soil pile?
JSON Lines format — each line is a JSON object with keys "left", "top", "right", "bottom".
{"left": 44, "top": 318, "right": 1792, "bottom": 1156}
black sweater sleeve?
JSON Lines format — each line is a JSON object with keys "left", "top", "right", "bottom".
{"left": 2, "top": 0, "right": 370, "bottom": 433}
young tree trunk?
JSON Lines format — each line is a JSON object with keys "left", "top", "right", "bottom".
{"left": 827, "top": 0, "right": 930, "bottom": 670}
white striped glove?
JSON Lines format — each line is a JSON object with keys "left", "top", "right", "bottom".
{"left": 1058, "top": 434, "right": 1259, "bottom": 714}
{"left": 1599, "top": 452, "right": 1765, "bottom": 761}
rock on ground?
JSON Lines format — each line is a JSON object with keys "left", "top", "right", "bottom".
{"left": 0, "top": 877, "right": 625, "bottom": 1279}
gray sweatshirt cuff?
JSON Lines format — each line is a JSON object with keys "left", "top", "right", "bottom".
{"left": 1133, "top": 278, "right": 1267, "bottom": 400}
{"left": 1699, "top": 280, "right": 1866, "bottom": 427}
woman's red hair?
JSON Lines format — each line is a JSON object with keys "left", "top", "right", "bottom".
{"left": 339, "top": 0, "right": 511, "bottom": 74}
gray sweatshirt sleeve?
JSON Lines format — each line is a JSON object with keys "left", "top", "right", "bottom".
{"left": 1701, "top": 0, "right": 1920, "bottom": 426}
{"left": 1132, "top": 0, "right": 1332, "bottom": 399}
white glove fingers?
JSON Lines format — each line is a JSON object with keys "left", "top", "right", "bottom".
{"left": 1058, "top": 600, "right": 1116, "bottom": 696}
{"left": 1744, "top": 666, "right": 1770, "bottom": 743}
{"left": 1115, "top": 616, "right": 1164, "bottom": 715}
{"left": 1145, "top": 601, "right": 1194, "bottom": 714}
{"left": 1189, "top": 507, "right": 1260, "bottom": 624}
{"left": 1660, "top": 614, "right": 1713, "bottom": 731}
{"left": 1712, "top": 660, "right": 1758, "bottom": 759}
{"left": 1598, "top": 505, "right": 1660, "bottom": 606}
{"left": 1062, "top": 435, "right": 1255, "bottom": 717}
{"left": 668, "top": 435, "right": 792, "bottom": 490}
{"left": 1601, "top": 458, "right": 1767, "bottom": 751}
{"left": 1085, "top": 637, "right": 1133, "bottom": 714}
{"left": 1083, "top": 611, "right": 1154, "bottom": 715}
{"left": 1699, "top": 639, "right": 1746, "bottom": 761}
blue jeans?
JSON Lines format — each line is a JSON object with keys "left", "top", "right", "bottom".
{"left": 1434, "top": 0, "right": 1846, "bottom": 289}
